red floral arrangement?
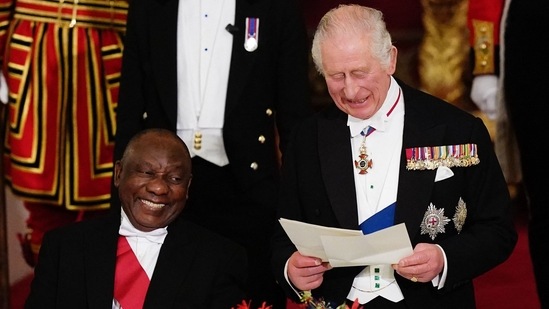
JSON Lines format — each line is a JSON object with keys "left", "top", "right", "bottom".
{"left": 296, "top": 291, "right": 363, "bottom": 309}
{"left": 231, "top": 300, "right": 272, "bottom": 309}
{"left": 233, "top": 291, "right": 363, "bottom": 309}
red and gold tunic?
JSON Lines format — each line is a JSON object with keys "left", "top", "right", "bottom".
{"left": 466, "top": 0, "right": 504, "bottom": 75}
{"left": 1, "top": 0, "right": 128, "bottom": 210}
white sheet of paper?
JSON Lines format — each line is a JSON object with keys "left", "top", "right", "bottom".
{"left": 278, "top": 218, "right": 362, "bottom": 261}
{"left": 278, "top": 218, "right": 413, "bottom": 267}
{"left": 321, "top": 223, "right": 413, "bottom": 267}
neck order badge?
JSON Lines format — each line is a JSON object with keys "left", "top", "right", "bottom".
{"left": 354, "top": 89, "right": 401, "bottom": 175}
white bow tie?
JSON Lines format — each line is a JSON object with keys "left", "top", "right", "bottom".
{"left": 119, "top": 213, "right": 168, "bottom": 244}
{"left": 349, "top": 120, "right": 372, "bottom": 138}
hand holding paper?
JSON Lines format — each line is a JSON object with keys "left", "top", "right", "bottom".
{"left": 279, "top": 218, "right": 413, "bottom": 267}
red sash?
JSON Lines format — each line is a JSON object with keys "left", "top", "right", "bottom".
{"left": 114, "top": 236, "right": 150, "bottom": 308}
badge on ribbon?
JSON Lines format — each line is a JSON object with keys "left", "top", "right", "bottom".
{"left": 354, "top": 126, "right": 375, "bottom": 174}
{"left": 354, "top": 145, "right": 373, "bottom": 174}
{"left": 244, "top": 17, "right": 259, "bottom": 52}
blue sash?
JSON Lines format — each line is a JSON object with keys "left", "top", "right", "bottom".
{"left": 359, "top": 202, "right": 396, "bottom": 235}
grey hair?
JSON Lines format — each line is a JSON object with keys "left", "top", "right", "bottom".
{"left": 311, "top": 4, "right": 394, "bottom": 76}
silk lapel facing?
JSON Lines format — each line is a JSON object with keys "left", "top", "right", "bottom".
{"left": 318, "top": 108, "right": 360, "bottom": 229}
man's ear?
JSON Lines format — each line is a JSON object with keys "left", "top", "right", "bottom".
{"left": 387, "top": 46, "right": 398, "bottom": 75}
{"left": 113, "top": 161, "right": 122, "bottom": 188}
{"left": 186, "top": 177, "right": 192, "bottom": 199}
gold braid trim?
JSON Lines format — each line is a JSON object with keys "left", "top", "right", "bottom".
{"left": 13, "top": 0, "right": 128, "bottom": 31}
{"left": 472, "top": 19, "right": 495, "bottom": 75}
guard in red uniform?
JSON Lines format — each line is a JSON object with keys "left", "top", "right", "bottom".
{"left": 0, "top": 0, "right": 129, "bottom": 266}
{"left": 467, "top": 1, "right": 549, "bottom": 306}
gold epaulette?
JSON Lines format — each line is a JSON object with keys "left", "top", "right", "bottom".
{"left": 472, "top": 19, "right": 495, "bottom": 75}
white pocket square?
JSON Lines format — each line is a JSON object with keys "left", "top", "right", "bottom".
{"left": 435, "top": 166, "right": 454, "bottom": 182}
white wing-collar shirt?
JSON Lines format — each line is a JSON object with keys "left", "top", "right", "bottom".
{"left": 347, "top": 77, "right": 447, "bottom": 304}
{"left": 112, "top": 210, "right": 168, "bottom": 308}
{"left": 347, "top": 76, "right": 406, "bottom": 303}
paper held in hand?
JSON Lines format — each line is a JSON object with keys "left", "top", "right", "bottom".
{"left": 278, "top": 218, "right": 413, "bottom": 267}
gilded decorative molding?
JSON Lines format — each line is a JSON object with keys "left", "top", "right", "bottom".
{"left": 419, "top": 0, "right": 469, "bottom": 107}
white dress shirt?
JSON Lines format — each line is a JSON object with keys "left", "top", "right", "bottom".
{"left": 176, "top": 0, "right": 235, "bottom": 166}
{"left": 347, "top": 77, "right": 405, "bottom": 303}
{"left": 347, "top": 77, "right": 448, "bottom": 304}
{"left": 112, "top": 210, "right": 168, "bottom": 309}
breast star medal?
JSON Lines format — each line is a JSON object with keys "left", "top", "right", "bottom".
{"left": 452, "top": 197, "right": 467, "bottom": 233}
{"left": 420, "top": 203, "right": 450, "bottom": 240}
{"left": 354, "top": 144, "right": 373, "bottom": 174}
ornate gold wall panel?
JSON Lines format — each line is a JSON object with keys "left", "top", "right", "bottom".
{"left": 419, "top": 0, "right": 470, "bottom": 109}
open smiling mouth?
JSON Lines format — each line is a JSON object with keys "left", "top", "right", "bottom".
{"left": 140, "top": 199, "right": 166, "bottom": 210}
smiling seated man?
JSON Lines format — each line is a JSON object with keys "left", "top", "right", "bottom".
{"left": 25, "top": 128, "right": 248, "bottom": 309}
